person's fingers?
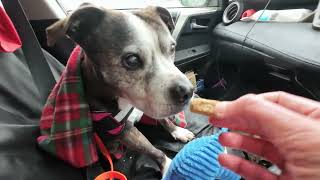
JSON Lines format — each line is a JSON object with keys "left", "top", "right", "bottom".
{"left": 218, "top": 154, "right": 278, "bottom": 180}
{"left": 259, "top": 92, "right": 320, "bottom": 120}
{"left": 219, "top": 132, "right": 284, "bottom": 168}
{"left": 209, "top": 94, "right": 310, "bottom": 141}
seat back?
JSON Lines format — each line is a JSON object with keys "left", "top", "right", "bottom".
{"left": 0, "top": 0, "right": 85, "bottom": 179}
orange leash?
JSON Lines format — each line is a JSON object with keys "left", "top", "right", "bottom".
{"left": 93, "top": 133, "right": 127, "bottom": 180}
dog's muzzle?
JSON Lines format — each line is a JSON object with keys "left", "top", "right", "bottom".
{"left": 169, "top": 81, "right": 194, "bottom": 105}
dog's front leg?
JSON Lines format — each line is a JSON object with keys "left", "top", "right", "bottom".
{"left": 118, "top": 122, "right": 171, "bottom": 175}
{"left": 159, "top": 118, "right": 195, "bottom": 143}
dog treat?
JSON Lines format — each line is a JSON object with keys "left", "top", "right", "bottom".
{"left": 190, "top": 98, "right": 220, "bottom": 117}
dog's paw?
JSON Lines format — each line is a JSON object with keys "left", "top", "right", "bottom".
{"left": 171, "top": 127, "right": 195, "bottom": 143}
{"left": 162, "top": 156, "right": 172, "bottom": 176}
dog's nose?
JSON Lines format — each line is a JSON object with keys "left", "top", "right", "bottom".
{"left": 170, "top": 82, "right": 194, "bottom": 105}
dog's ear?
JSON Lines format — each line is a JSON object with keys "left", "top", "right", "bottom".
{"left": 46, "top": 4, "right": 105, "bottom": 46}
{"left": 46, "top": 18, "right": 68, "bottom": 46}
{"left": 136, "top": 6, "right": 175, "bottom": 33}
{"left": 155, "top": 6, "right": 175, "bottom": 33}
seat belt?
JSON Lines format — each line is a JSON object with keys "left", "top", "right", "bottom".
{"left": 2, "top": 0, "right": 56, "bottom": 106}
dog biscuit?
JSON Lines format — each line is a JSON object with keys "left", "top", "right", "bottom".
{"left": 190, "top": 98, "right": 219, "bottom": 117}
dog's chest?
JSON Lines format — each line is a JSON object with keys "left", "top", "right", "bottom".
{"left": 91, "top": 98, "right": 144, "bottom": 138}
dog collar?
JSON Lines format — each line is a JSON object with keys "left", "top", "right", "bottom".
{"left": 91, "top": 107, "right": 134, "bottom": 136}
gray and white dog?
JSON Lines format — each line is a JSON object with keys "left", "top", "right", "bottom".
{"left": 46, "top": 3, "right": 195, "bottom": 175}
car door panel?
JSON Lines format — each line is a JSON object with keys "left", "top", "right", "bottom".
{"left": 172, "top": 8, "right": 222, "bottom": 67}
{"left": 169, "top": 8, "right": 224, "bottom": 93}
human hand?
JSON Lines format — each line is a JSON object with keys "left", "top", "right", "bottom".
{"left": 210, "top": 92, "right": 320, "bottom": 180}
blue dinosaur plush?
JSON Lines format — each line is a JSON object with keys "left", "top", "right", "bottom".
{"left": 162, "top": 128, "right": 241, "bottom": 180}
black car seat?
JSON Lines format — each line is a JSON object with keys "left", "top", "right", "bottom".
{"left": 0, "top": 0, "right": 86, "bottom": 179}
{"left": 0, "top": 50, "right": 87, "bottom": 180}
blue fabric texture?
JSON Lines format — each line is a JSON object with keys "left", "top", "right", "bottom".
{"left": 162, "top": 128, "right": 241, "bottom": 180}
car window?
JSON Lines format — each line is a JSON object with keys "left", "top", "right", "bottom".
{"left": 57, "top": 0, "right": 218, "bottom": 13}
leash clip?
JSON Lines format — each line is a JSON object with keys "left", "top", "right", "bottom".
{"left": 93, "top": 133, "right": 127, "bottom": 180}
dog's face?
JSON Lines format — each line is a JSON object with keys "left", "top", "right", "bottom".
{"left": 46, "top": 4, "right": 194, "bottom": 119}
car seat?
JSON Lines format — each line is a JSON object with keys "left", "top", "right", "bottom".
{"left": 0, "top": 0, "right": 87, "bottom": 179}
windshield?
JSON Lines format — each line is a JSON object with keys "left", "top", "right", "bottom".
{"left": 57, "top": 0, "right": 216, "bottom": 13}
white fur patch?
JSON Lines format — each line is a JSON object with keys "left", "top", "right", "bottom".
{"left": 170, "top": 126, "right": 195, "bottom": 143}
{"left": 117, "top": 97, "right": 132, "bottom": 110}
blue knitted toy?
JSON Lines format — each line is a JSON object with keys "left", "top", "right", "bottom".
{"left": 162, "top": 128, "right": 241, "bottom": 180}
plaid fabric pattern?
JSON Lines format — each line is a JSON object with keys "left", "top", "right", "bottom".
{"left": 37, "top": 45, "right": 187, "bottom": 168}
{"left": 37, "top": 46, "right": 98, "bottom": 168}
{"left": 173, "top": 112, "right": 187, "bottom": 128}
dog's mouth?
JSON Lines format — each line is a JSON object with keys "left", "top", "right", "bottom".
{"left": 143, "top": 102, "right": 189, "bottom": 119}
{"left": 121, "top": 89, "right": 194, "bottom": 119}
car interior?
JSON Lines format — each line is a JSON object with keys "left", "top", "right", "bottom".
{"left": 0, "top": 0, "right": 319, "bottom": 179}
{"left": 24, "top": 0, "right": 320, "bottom": 101}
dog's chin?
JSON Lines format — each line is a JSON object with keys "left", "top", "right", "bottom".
{"left": 142, "top": 104, "right": 187, "bottom": 119}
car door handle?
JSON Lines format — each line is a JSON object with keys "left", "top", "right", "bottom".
{"left": 190, "top": 19, "right": 208, "bottom": 30}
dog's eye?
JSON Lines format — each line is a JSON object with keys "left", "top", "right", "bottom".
{"left": 122, "top": 54, "right": 142, "bottom": 70}
{"left": 170, "top": 44, "right": 176, "bottom": 54}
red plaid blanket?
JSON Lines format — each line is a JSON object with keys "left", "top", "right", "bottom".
{"left": 37, "top": 46, "right": 97, "bottom": 167}
{"left": 37, "top": 46, "right": 187, "bottom": 168}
